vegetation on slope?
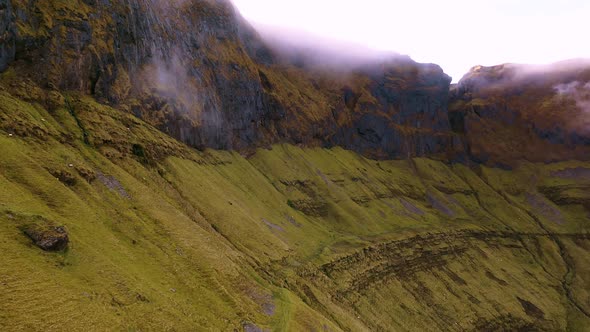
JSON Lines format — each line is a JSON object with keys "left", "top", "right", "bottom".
{"left": 1, "top": 77, "right": 590, "bottom": 331}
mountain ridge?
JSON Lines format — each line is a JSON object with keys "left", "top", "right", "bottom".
{"left": 2, "top": 0, "right": 589, "bottom": 166}
{"left": 0, "top": 0, "right": 460, "bottom": 160}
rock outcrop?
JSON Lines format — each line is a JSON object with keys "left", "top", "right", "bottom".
{"left": 23, "top": 224, "right": 69, "bottom": 251}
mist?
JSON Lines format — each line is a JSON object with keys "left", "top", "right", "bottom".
{"left": 249, "top": 23, "right": 403, "bottom": 71}
{"left": 231, "top": 0, "right": 590, "bottom": 82}
{"left": 555, "top": 81, "right": 590, "bottom": 129}
{"left": 458, "top": 59, "right": 590, "bottom": 91}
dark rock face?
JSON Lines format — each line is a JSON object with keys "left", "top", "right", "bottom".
{"left": 3, "top": 2, "right": 590, "bottom": 163}
{"left": 24, "top": 225, "right": 69, "bottom": 251}
{"left": 0, "top": 0, "right": 15, "bottom": 72}
{"left": 5, "top": 0, "right": 460, "bottom": 160}
{"left": 329, "top": 63, "right": 459, "bottom": 159}
{"left": 8, "top": 0, "right": 268, "bottom": 150}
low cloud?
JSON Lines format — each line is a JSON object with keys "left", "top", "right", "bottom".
{"left": 555, "top": 80, "right": 590, "bottom": 114}
{"left": 250, "top": 23, "right": 404, "bottom": 72}
{"left": 461, "top": 59, "right": 590, "bottom": 90}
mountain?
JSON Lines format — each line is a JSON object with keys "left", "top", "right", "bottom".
{"left": 0, "top": 0, "right": 461, "bottom": 159}
{"left": 0, "top": 0, "right": 589, "bottom": 331}
{"left": 450, "top": 61, "right": 590, "bottom": 167}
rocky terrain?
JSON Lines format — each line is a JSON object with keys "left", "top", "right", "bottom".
{"left": 0, "top": 0, "right": 589, "bottom": 331}
{"left": 450, "top": 61, "right": 590, "bottom": 167}
{"left": 1, "top": 0, "right": 462, "bottom": 159}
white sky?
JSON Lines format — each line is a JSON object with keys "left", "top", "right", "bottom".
{"left": 231, "top": 0, "right": 590, "bottom": 81}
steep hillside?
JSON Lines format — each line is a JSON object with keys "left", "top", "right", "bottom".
{"left": 1, "top": 79, "right": 590, "bottom": 330}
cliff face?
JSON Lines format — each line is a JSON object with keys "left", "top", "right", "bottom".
{"left": 0, "top": 0, "right": 460, "bottom": 159}
{"left": 0, "top": 0, "right": 15, "bottom": 71}
{"left": 1, "top": 1, "right": 589, "bottom": 163}
{"left": 450, "top": 61, "right": 590, "bottom": 167}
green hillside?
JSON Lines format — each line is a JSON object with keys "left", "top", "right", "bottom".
{"left": 0, "top": 83, "right": 589, "bottom": 331}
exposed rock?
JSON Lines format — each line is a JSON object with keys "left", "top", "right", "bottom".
{"left": 96, "top": 172, "right": 130, "bottom": 198}
{"left": 287, "top": 199, "right": 328, "bottom": 217}
{"left": 285, "top": 214, "right": 301, "bottom": 227}
{"left": 517, "top": 297, "right": 545, "bottom": 320}
{"left": 400, "top": 198, "right": 425, "bottom": 215}
{"left": 526, "top": 193, "right": 564, "bottom": 224}
{"left": 49, "top": 169, "right": 77, "bottom": 187}
{"left": 427, "top": 192, "right": 455, "bottom": 216}
{"left": 243, "top": 322, "right": 268, "bottom": 332}
{"left": 45, "top": 90, "right": 66, "bottom": 111}
{"left": 262, "top": 218, "right": 284, "bottom": 232}
{"left": 551, "top": 167, "right": 590, "bottom": 180}
{"left": 23, "top": 224, "right": 69, "bottom": 251}
{"left": 75, "top": 165, "right": 97, "bottom": 183}
{"left": 3, "top": 0, "right": 588, "bottom": 165}
{"left": 0, "top": 0, "right": 15, "bottom": 72}
{"left": 4, "top": 0, "right": 460, "bottom": 160}
{"left": 450, "top": 61, "right": 590, "bottom": 166}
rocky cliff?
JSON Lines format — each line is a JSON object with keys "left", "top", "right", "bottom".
{"left": 2, "top": 1, "right": 589, "bottom": 165}
{"left": 450, "top": 61, "right": 590, "bottom": 167}
{"left": 0, "top": 0, "right": 15, "bottom": 71}
{"left": 0, "top": 0, "right": 461, "bottom": 159}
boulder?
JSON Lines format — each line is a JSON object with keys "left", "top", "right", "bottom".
{"left": 23, "top": 224, "right": 69, "bottom": 251}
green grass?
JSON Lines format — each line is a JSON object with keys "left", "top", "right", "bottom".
{"left": 0, "top": 91, "right": 589, "bottom": 331}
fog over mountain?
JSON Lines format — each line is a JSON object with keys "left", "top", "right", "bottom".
{"left": 232, "top": 0, "right": 590, "bottom": 81}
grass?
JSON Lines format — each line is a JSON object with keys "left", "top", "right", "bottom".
{"left": 0, "top": 90, "right": 589, "bottom": 331}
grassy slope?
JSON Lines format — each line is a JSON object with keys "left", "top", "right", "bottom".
{"left": 0, "top": 86, "right": 589, "bottom": 331}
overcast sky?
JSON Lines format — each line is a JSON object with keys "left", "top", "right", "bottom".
{"left": 231, "top": 0, "right": 590, "bottom": 81}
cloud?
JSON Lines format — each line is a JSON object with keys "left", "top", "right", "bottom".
{"left": 458, "top": 59, "right": 590, "bottom": 92}
{"left": 555, "top": 80, "right": 590, "bottom": 114}
{"left": 148, "top": 49, "right": 204, "bottom": 115}
{"left": 250, "top": 23, "right": 400, "bottom": 71}
{"left": 231, "top": 0, "right": 590, "bottom": 81}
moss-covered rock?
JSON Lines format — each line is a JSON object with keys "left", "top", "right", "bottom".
{"left": 22, "top": 223, "right": 69, "bottom": 251}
